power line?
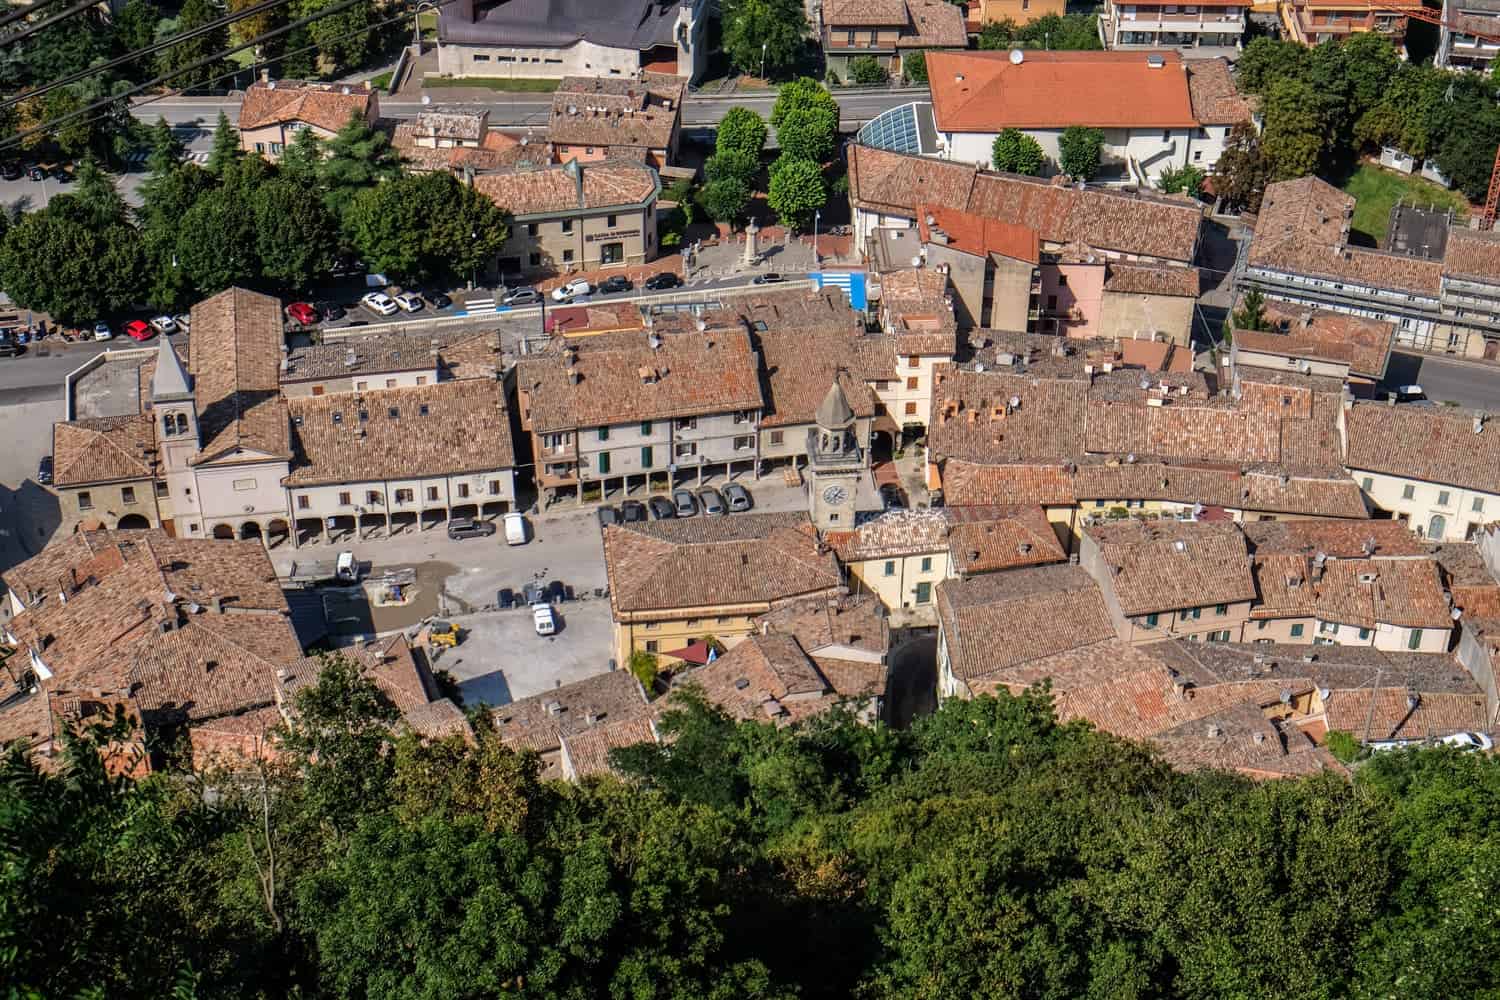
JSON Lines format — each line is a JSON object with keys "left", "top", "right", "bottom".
{"left": 0, "top": 0, "right": 101, "bottom": 48}
{"left": 1, "top": 0, "right": 303, "bottom": 112}
{"left": 0, "top": 0, "right": 447, "bottom": 153}
{"left": 0, "top": 0, "right": 71, "bottom": 34}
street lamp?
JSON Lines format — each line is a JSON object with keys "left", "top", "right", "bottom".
{"left": 413, "top": 0, "right": 441, "bottom": 57}
{"left": 813, "top": 209, "right": 820, "bottom": 267}
{"left": 760, "top": 41, "right": 768, "bottom": 81}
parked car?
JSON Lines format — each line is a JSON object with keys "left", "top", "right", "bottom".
{"left": 50, "top": 165, "right": 70, "bottom": 183}
{"left": 0, "top": 162, "right": 19, "bottom": 181}
{"left": 880, "top": 484, "right": 907, "bottom": 510}
{"left": 427, "top": 291, "right": 452, "bottom": 310}
{"left": 148, "top": 315, "right": 177, "bottom": 336}
{"left": 285, "top": 301, "right": 319, "bottom": 326}
{"left": 643, "top": 272, "right": 680, "bottom": 291}
{"left": 597, "top": 505, "right": 620, "bottom": 528}
{"left": 394, "top": 291, "right": 425, "bottom": 313}
{"left": 123, "top": 320, "right": 153, "bottom": 342}
{"left": 551, "top": 279, "right": 594, "bottom": 302}
{"left": 497, "top": 587, "right": 516, "bottom": 609}
{"left": 172, "top": 313, "right": 191, "bottom": 333}
{"left": 316, "top": 301, "right": 345, "bottom": 321}
{"left": 648, "top": 496, "right": 675, "bottom": 520}
{"left": 698, "top": 487, "right": 726, "bottom": 515}
{"left": 1440, "top": 731, "right": 1494, "bottom": 752}
{"left": 26, "top": 166, "right": 44, "bottom": 182}
{"left": 36, "top": 455, "right": 52, "bottom": 485}
{"left": 92, "top": 322, "right": 113, "bottom": 341}
{"left": 532, "top": 603, "right": 557, "bottom": 635}
{"left": 446, "top": 517, "right": 496, "bottom": 540}
{"left": 547, "top": 580, "right": 567, "bottom": 604}
{"left": 503, "top": 511, "right": 528, "bottom": 545}
{"left": 522, "top": 581, "right": 546, "bottom": 606}
{"left": 672, "top": 489, "right": 698, "bottom": 517}
{"left": 1394, "top": 384, "right": 1425, "bottom": 402}
{"left": 0, "top": 329, "right": 23, "bottom": 358}
{"left": 502, "top": 287, "right": 541, "bottom": 306}
{"left": 723, "top": 482, "right": 752, "bottom": 512}
{"left": 599, "top": 275, "right": 633, "bottom": 294}
{"left": 360, "top": 291, "right": 399, "bottom": 316}
{"left": 620, "top": 499, "right": 648, "bottom": 522}
{"left": 752, "top": 272, "right": 784, "bottom": 285}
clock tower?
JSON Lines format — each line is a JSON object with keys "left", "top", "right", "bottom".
{"left": 807, "top": 380, "right": 863, "bottom": 531}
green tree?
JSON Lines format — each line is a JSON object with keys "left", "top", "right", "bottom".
{"left": 145, "top": 116, "right": 183, "bottom": 175}
{"left": 154, "top": 0, "right": 230, "bottom": 89}
{"left": 175, "top": 186, "right": 258, "bottom": 295}
{"left": 766, "top": 154, "right": 826, "bottom": 231}
{"left": 343, "top": 172, "right": 509, "bottom": 284}
{"left": 721, "top": 0, "right": 809, "bottom": 79}
{"left": 205, "top": 111, "right": 241, "bottom": 176}
{"left": 1057, "top": 125, "right": 1104, "bottom": 180}
{"left": 0, "top": 204, "right": 144, "bottom": 324}
{"left": 113, "top": 0, "right": 165, "bottom": 78}
{"left": 847, "top": 55, "right": 887, "bottom": 86}
{"left": 1156, "top": 163, "right": 1206, "bottom": 199}
{"left": 296, "top": 0, "right": 374, "bottom": 74}
{"left": 717, "top": 106, "right": 769, "bottom": 160}
{"left": 1234, "top": 36, "right": 1307, "bottom": 95}
{"left": 1261, "top": 77, "right": 1325, "bottom": 180}
{"left": 1232, "top": 288, "right": 1268, "bottom": 331}
{"left": 70, "top": 157, "right": 129, "bottom": 228}
{"left": 705, "top": 149, "right": 760, "bottom": 185}
{"left": 277, "top": 125, "right": 323, "bottom": 184}
{"left": 902, "top": 50, "right": 928, "bottom": 84}
{"left": 976, "top": 17, "right": 1019, "bottom": 49}
{"left": 1210, "top": 120, "right": 1270, "bottom": 212}
{"left": 628, "top": 649, "right": 659, "bottom": 691}
{"left": 699, "top": 177, "right": 750, "bottom": 224}
{"left": 252, "top": 178, "right": 339, "bottom": 290}
{"left": 775, "top": 107, "right": 837, "bottom": 163}
{"left": 771, "top": 76, "right": 839, "bottom": 132}
{"left": 319, "top": 113, "right": 401, "bottom": 220}
{"left": 991, "top": 128, "right": 1045, "bottom": 176}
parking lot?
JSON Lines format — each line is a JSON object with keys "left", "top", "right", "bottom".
{"left": 427, "top": 600, "right": 618, "bottom": 706}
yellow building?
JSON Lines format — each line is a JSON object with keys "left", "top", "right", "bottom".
{"left": 602, "top": 512, "right": 843, "bottom": 666}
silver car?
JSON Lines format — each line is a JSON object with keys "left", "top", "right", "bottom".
{"left": 723, "top": 482, "right": 753, "bottom": 512}
{"left": 672, "top": 489, "right": 698, "bottom": 517}
{"left": 698, "top": 487, "right": 726, "bottom": 515}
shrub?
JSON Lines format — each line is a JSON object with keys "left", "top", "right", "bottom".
{"left": 847, "top": 55, "right": 888, "bottom": 86}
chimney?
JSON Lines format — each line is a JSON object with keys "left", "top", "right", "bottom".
{"left": 567, "top": 367, "right": 581, "bottom": 385}
{"left": 210, "top": 596, "right": 224, "bottom": 614}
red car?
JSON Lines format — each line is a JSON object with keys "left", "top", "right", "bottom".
{"left": 285, "top": 301, "right": 319, "bottom": 326}
{"left": 123, "top": 320, "right": 153, "bottom": 342}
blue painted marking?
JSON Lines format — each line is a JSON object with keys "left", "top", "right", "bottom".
{"left": 811, "top": 271, "right": 867, "bottom": 310}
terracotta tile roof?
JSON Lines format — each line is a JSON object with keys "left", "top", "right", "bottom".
{"left": 1236, "top": 301, "right": 1394, "bottom": 379}
{"left": 848, "top": 143, "right": 1202, "bottom": 263}
{"left": 281, "top": 335, "right": 438, "bottom": 383}
{"left": 935, "top": 564, "right": 1116, "bottom": 684}
{"left": 1250, "top": 554, "right": 1453, "bottom": 630}
{"left": 878, "top": 267, "right": 959, "bottom": 356}
{"left": 277, "top": 637, "right": 470, "bottom": 741}
{"left": 51, "top": 414, "right": 157, "bottom": 487}
{"left": 916, "top": 202, "right": 1040, "bottom": 263}
{"left": 413, "top": 107, "right": 488, "bottom": 140}
{"left": 471, "top": 161, "right": 658, "bottom": 217}
{"left": 1248, "top": 177, "right": 1443, "bottom": 297}
{"left": 605, "top": 513, "right": 842, "bottom": 615}
{"left": 492, "top": 668, "right": 648, "bottom": 753}
{"left": 941, "top": 460, "right": 1078, "bottom": 505}
{"left": 1183, "top": 58, "right": 1256, "bottom": 125}
{"left": 1427, "top": 543, "right": 1500, "bottom": 619}
{"left": 239, "top": 80, "right": 373, "bottom": 132}
{"left": 929, "top": 367, "right": 1088, "bottom": 463}
{"left": 1116, "top": 338, "right": 1192, "bottom": 373}
{"left": 1325, "top": 688, "right": 1488, "bottom": 742}
{"left": 833, "top": 505, "right": 1063, "bottom": 573}
{"left": 1345, "top": 400, "right": 1500, "bottom": 494}
{"left": 757, "top": 593, "right": 889, "bottom": 659}
{"left": 129, "top": 613, "right": 303, "bottom": 723}
{"left": 438, "top": 331, "right": 508, "bottom": 381}
{"left": 548, "top": 74, "right": 684, "bottom": 151}
{"left": 188, "top": 288, "right": 291, "bottom": 464}
{"left": 561, "top": 714, "right": 658, "bottom": 778}
{"left": 745, "top": 294, "right": 882, "bottom": 428}
{"left": 825, "top": 0, "right": 908, "bottom": 25}
{"left": 900, "top": 0, "right": 969, "bottom": 46}
{"left": 391, "top": 123, "right": 546, "bottom": 173}
{"left": 1150, "top": 703, "right": 1336, "bottom": 778}
{"left": 284, "top": 378, "right": 515, "bottom": 487}
{"left": 926, "top": 50, "right": 1199, "bottom": 132}
{"left": 673, "top": 634, "right": 845, "bottom": 724}
{"left": 1243, "top": 518, "right": 1426, "bottom": 558}
{"left": 1087, "top": 520, "right": 1255, "bottom": 614}
{"left": 1103, "top": 262, "right": 1200, "bottom": 298}
{"left": 1073, "top": 461, "right": 1369, "bottom": 518}
{"left": 518, "top": 327, "right": 763, "bottom": 433}
{"left": 1442, "top": 228, "right": 1500, "bottom": 283}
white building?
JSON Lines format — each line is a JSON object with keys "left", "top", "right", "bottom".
{"left": 1437, "top": 0, "right": 1500, "bottom": 70}
{"left": 1099, "top": 0, "right": 1247, "bottom": 49}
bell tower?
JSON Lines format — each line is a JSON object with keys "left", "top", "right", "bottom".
{"left": 807, "top": 379, "right": 862, "bottom": 531}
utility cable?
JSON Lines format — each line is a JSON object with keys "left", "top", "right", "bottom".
{"left": 0, "top": 0, "right": 101, "bottom": 48}
{"left": 0, "top": 0, "right": 303, "bottom": 111}
{"left": 0, "top": 0, "right": 71, "bottom": 35}
{"left": 0, "top": 0, "right": 449, "bottom": 152}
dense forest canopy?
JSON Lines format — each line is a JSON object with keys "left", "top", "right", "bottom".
{"left": 5, "top": 659, "right": 1499, "bottom": 999}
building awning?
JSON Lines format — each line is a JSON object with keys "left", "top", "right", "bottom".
{"left": 660, "top": 639, "right": 716, "bottom": 666}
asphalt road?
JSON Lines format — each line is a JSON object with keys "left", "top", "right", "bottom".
{"left": 133, "top": 86, "right": 926, "bottom": 132}
{"left": 1384, "top": 351, "right": 1500, "bottom": 411}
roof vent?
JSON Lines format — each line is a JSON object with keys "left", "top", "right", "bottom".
{"left": 1008, "top": 49, "right": 1023, "bottom": 65}
{"left": 649, "top": 333, "right": 662, "bottom": 350}
{"left": 1146, "top": 54, "right": 1166, "bottom": 68}
{"left": 1206, "top": 723, "right": 1222, "bottom": 738}
{"left": 1253, "top": 730, "right": 1266, "bottom": 745}
{"left": 1173, "top": 539, "right": 1186, "bottom": 552}
{"left": 544, "top": 699, "right": 562, "bottom": 716}
{"left": 734, "top": 677, "right": 750, "bottom": 690}
{"left": 341, "top": 85, "right": 350, "bottom": 95}
{"left": 1475, "top": 415, "right": 1486, "bottom": 434}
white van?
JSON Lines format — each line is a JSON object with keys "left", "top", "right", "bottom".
{"left": 504, "top": 511, "right": 528, "bottom": 545}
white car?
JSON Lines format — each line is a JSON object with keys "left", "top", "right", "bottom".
{"left": 172, "top": 313, "right": 191, "bottom": 333}
{"left": 1440, "top": 731, "right": 1494, "bottom": 752}
{"left": 504, "top": 511, "right": 528, "bottom": 546}
{"left": 551, "top": 279, "right": 593, "bottom": 302}
{"left": 92, "top": 322, "right": 112, "bottom": 341}
{"left": 532, "top": 603, "right": 556, "bottom": 636}
{"left": 148, "top": 315, "right": 177, "bottom": 335}
{"left": 394, "top": 291, "right": 424, "bottom": 313}
{"left": 360, "top": 291, "right": 398, "bottom": 316}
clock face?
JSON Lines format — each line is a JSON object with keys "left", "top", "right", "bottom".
{"left": 822, "top": 485, "right": 849, "bottom": 505}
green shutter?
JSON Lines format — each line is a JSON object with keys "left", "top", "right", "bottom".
{"left": 598, "top": 452, "right": 611, "bottom": 474}
{"left": 641, "top": 446, "right": 653, "bottom": 468}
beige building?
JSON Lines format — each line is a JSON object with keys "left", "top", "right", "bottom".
{"left": 1079, "top": 520, "right": 1257, "bottom": 644}
{"left": 390, "top": 107, "right": 546, "bottom": 174}
{"left": 833, "top": 505, "right": 1064, "bottom": 623}
{"left": 547, "top": 73, "right": 686, "bottom": 168}
{"left": 51, "top": 413, "right": 167, "bottom": 532}
{"left": 516, "top": 325, "right": 763, "bottom": 506}
{"left": 821, "top": 0, "right": 968, "bottom": 82}
{"left": 473, "top": 159, "right": 660, "bottom": 280}
{"left": 602, "top": 512, "right": 844, "bottom": 665}
{"left": 1096, "top": 263, "right": 1198, "bottom": 345}
{"left": 873, "top": 267, "right": 959, "bottom": 436}
{"left": 1231, "top": 300, "right": 1394, "bottom": 392}
{"left": 1344, "top": 400, "right": 1500, "bottom": 543}
{"left": 237, "top": 80, "right": 378, "bottom": 160}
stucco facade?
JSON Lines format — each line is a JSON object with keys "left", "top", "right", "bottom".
{"left": 1350, "top": 468, "right": 1497, "bottom": 542}
{"left": 1246, "top": 615, "right": 1450, "bottom": 652}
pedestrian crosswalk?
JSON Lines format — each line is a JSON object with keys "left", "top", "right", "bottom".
{"left": 812, "top": 271, "right": 867, "bottom": 310}
{"left": 464, "top": 297, "right": 497, "bottom": 314}
{"left": 124, "top": 149, "right": 210, "bottom": 167}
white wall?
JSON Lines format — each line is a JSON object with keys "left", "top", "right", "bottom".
{"left": 1351, "top": 467, "right": 1496, "bottom": 543}
{"left": 945, "top": 126, "right": 1193, "bottom": 183}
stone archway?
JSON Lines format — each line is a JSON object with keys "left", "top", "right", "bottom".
{"left": 116, "top": 513, "right": 151, "bottom": 530}
{"left": 211, "top": 523, "right": 235, "bottom": 540}
{"left": 266, "top": 519, "right": 291, "bottom": 549}
{"left": 239, "top": 521, "right": 263, "bottom": 543}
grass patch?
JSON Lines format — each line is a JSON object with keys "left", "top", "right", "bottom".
{"left": 423, "top": 76, "right": 560, "bottom": 92}
{"left": 368, "top": 71, "right": 392, "bottom": 90}
{"left": 1342, "top": 163, "right": 1470, "bottom": 246}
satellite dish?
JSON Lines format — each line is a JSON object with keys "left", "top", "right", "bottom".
{"left": 1009, "top": 48, "right": 1024, "bottom": 65}
{"left": 421, "top": 94, "right": 431, "bottom": 105}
